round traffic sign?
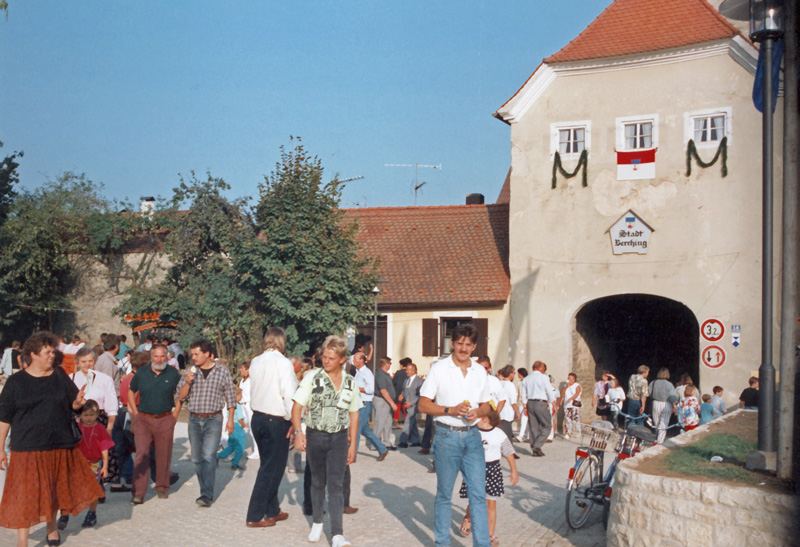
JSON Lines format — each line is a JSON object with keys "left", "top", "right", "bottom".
{"left": 702, "top": 345, "right": 726, "bottom": 368}
{"left": 701, "top": 319, "right": 725, "bottom": 342}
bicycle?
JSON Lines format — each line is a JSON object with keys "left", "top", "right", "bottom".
{"left": 564, "top": 412, "right": 659, "bottom": 530}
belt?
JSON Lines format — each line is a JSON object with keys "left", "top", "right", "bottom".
{"left": 191, "top": 411, "right": 222, "bottom": 418}
{"left": 139, "top": 411, "right": 171, "bottom": 419}
{"left": 435, "top": 422, "right": 478, "bottom": 432}
{"left": 530, "top": 399, "right": 547, "bottom": 402}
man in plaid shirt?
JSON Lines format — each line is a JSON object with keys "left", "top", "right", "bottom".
{"left": 177, "top": 339, "right": 236, "bottom": 507}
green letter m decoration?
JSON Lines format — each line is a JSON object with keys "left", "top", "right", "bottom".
{"left": 686, "top": 137, "right": 727, "bottom": 178}
{"left": 552, "top": 149, "right": 588, "bottom": 189}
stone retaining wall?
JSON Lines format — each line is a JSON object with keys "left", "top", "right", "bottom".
{"left": 607, "top": 410, "right": 799, "bottom": 546}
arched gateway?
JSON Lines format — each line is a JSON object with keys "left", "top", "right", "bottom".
{"left": 572, "top": 295, "right": 700, "bottom": 396}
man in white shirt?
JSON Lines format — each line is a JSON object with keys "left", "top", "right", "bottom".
{"left": 497, "top": 365, "right": 520, "bottom": 443}
{"left": 245, "top": 327, "right": 298, "bottom": 528}
{"left": 521, "top": 360, "right": 557, "bottom": 456}
{"left": 95, "top": 334, "right": 121, "bottom": 396}
{"left": 353, "top": 352, "right": 389, "bottom": 461}
{"left": 419, "top": 323, "right": 491, "bottom": 547}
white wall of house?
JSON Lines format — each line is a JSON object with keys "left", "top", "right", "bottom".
{"left": 506, "top": 47, "right": 783, "bottom": 402}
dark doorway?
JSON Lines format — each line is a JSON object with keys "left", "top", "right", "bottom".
{"left": 357, "top": 316, "right": 387, "bottom": 372}
{"left": 574, "top": 294, "right": 699, "bottom": 391}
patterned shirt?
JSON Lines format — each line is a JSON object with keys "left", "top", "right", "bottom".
{"left": 628, "top": 374, "right": 649, "bottom": 400}
{"left": 293, "top": 368, "right": 362, "bottom": 434}
{"left": 177, "top": 363, "right": 236, "bottom": 415}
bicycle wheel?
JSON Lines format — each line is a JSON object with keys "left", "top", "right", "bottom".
{"left": 565, "top": 455, "right": 600, "bottom": 529}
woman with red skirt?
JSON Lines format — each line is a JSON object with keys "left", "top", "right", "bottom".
{"left": 0, "top": 331, "right": 104, "bottom": 547}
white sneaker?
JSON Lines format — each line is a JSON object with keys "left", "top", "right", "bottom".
{"left": 308, "top": 522, "right": 324, "bottom": 543}
{"left": 332, "top": 535, "right": 352, "bottom": 547}
{"left": 247, "top": 452, "right": 260, "bottom": 460}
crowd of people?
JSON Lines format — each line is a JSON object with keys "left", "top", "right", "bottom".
{"left": 0, "top": 326, "right": 760, "bottom": 547}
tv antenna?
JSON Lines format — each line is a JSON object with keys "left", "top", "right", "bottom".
{"left": 384, "top": 163, "right": 441, "bottom": 205}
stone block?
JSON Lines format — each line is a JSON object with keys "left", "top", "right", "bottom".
{"left": 745, "top": 450, "right": 777, "bottom": 471}
{"left": 642, "top": 493, "right": 673, "bottom": 513}
{"left": 699, "top": 482, "right": 719, "bottom": 504}
{"left": 626, "top": 506, "right": 652, "bottom": 531}
{"left": 662, "top": 478, "right": 699, "bottom": 500}
{"left": 693, "top": 501, "right": 730, "bottom": 525}
{"left": 686, "top": 522, "right": 714, "bottom": 545}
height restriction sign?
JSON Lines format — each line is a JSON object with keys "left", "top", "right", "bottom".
{"left": 702, "top": 345, "right": 726, "bottom": 368}
{"left": 701, "top": 319, "right": 725, "bottom": 342}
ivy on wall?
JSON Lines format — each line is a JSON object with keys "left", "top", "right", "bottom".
{"left": 552, "top": 149, "right": 588, "bottom": 189}
{"left": 686, "top": 137, "right": 727, "bottom": 178}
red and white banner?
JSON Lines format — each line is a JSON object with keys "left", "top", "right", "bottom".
{"left": 616, "top": 148, "right": 656, "bottom": 180}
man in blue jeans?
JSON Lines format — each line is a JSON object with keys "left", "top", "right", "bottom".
{"left": 353, "top": 351, "right": 389, "bottom": 461}
{"left": 419, "top": 323, "right": 491, "bottom": 547}
{"left": 177, "top": 339, "right": 236, "bottom": 507}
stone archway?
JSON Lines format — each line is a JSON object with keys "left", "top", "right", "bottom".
{"left": 572, "top": 294, "right": 699, "bottom": 417}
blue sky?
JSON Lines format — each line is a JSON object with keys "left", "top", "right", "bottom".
{"left": 0, "top": 1, "right": 611, "bottom": 209}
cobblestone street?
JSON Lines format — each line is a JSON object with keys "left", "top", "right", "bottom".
{"left": 1, "top": 422, "right": 607, "bottom": 546}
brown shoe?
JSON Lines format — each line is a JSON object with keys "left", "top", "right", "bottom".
{"left": 377, "top": 451, "right": 388, "bottom": 462}
{"left": 273, "top": 512, "right": 289, "bottom": 522}
{"left": 343, "top": 506, "right": 359, "bottom": 514}
{"left": 157, "top": 492, "right": 169, "bottom": 499}
{"left": 418, "top": 448, "right": 430, "bottom": 455}
{"left": 246, "top": 518, "right": 276, "bottom": 528}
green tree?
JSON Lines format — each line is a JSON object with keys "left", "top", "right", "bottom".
{"left": 0, "top": 172, "right": 112, "bottom": 335}
{"left": 243, "top": 138, "right": 377, "bottom": 355}
{"left": 115, "top": 173, "right": 261, "bottom": 364}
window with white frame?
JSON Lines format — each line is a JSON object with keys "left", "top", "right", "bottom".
{"left": 693, "top": 115, "right": 725, "bottom": 143}
{"left": 559, "top": 127, "right": 585, "bottom": 154}
{"left": 616, "top": 114, "right": 658, "bottom": 152}
{"left": 550, "top": 121, "right": 591, "bottom": 157}
{"left": 684, "top": 108, "right": 732, "bottom": 147}
{"left": 624, "top": 121, "right": 652, "bottom": 149}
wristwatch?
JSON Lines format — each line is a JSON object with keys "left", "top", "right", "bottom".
{"left": 443, "top": 407, "right": 450, "bottom": 415}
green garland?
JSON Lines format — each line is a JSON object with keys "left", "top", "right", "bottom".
{"left": 552, "top": 149, "right": 588, "bottom": 189}
{"left": 686, "top": 137, "right": 727, "bottom": 177}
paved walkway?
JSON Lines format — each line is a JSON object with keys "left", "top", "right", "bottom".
{"left": 1, "top": 423, "right": 607, "bottom": 546}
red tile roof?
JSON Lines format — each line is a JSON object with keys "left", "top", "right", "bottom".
{"left": 544, "top": 0, "right": 741, "bottom": 63}
{"left": 343, "top": 204, "right": 510, "bottom": 308}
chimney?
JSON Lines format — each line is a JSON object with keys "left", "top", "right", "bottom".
{"left": 140, "top": 196, "right": 155, "bottom": 217}
{"left": 466, "top": 193, "right": 484, "bottom": 205}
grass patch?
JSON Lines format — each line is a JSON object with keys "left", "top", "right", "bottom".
{"left": 663, "top": 433, "right": 760, "bottom": 483}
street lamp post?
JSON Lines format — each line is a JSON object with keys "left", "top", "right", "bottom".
{"left": 372, "top": 285, "right": 380, "bottom": 372}
{"left": 721, "top": 0, "right": 785, "bottom": 454}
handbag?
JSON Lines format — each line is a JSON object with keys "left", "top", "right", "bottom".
{"left": 70, "top": 416, "right": 83, "bottom": 445}
{"left": 573, "top": 400, "right": 582, "bottom": 408}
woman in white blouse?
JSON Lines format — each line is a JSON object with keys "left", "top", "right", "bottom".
{"left": 70, "top": 347, "right": 118, "bottom": 433}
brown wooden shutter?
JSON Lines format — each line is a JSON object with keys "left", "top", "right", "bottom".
{"left": 422, "top": 318, "right": 439, "bottom": 356}
{"left": 473, "top": 318, "right": 489, "bottom": 357}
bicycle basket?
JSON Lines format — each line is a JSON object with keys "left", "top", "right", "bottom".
{"left": 574, "top": 421, "right": 620, "bottom": 452}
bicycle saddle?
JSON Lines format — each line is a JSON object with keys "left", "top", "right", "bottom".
{"left": 627, "top": 425, "right": 657, "bottom": 443}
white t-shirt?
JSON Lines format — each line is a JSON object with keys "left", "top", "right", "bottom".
{"left": 607, "top": 387, "right": 626, "bottom": 412}
{"left": 419, "top": 355, "right": 490, "bottom": 427}
{"left": 499, "top": 380, "right": 517, "bottom": 422}
{"left": 521, "top": 371, "right": 556, "bottom": 403}
{"left": 486, "top": 375, "right": 507, "bottom": 413}
{"left": 479, "top": 426, "right": 516, "bottom": 462}
{"left": 355, "top": 366, "right": 375, "bottom": 402}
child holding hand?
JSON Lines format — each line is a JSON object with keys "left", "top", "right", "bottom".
{"left": 459, "top": 409, "right": 519, "bottom": 547}
{"left": 59, "top": 399, "right": 114, "bottom": 530}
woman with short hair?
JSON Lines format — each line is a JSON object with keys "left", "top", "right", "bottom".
{"left": 0, "top": 331, "right": 104, "bottom": 547}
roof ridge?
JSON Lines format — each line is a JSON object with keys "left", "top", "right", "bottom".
{"left": 543, "top": 0, "right": 741, "bottom": 64}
